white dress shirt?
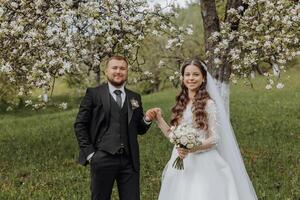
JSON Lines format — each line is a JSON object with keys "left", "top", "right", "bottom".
{"left": 108, "top": 82, "right": 126, "bottom": 107}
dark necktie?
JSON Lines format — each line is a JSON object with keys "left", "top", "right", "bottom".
{"left": 114, "top": 90, "right": 122, "bottom": 108}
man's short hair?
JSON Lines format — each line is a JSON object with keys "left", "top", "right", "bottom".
{"left": 106, "top": 55, "right": 128, "bottom": 67}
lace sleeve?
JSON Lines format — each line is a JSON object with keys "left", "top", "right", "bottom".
{"left": 197, "top": 100, "right": 220, "bottom": 151}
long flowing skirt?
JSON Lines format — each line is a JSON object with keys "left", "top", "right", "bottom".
{"left": 158, "top": 147, "right": 239, "bottom": 200}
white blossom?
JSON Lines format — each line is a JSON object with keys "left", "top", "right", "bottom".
{"left": 0, "top": 63, "right": 13, "bottom": 73}
{"left": 265, "top": 84, "right": 272, "bottom": 90}
{"left": 166, "top": 38, "right": 178, "bottom": 49}
{"left": 158, "top": 60, "right": 165, "bottom": 68}
{"left": 63, "top": 61, "right": 71, "bottom": 72}
{"left": 186, "top": 27, "right": 193, "bottom": 35}
{"left": 276, "top": 83, "right": 284, "bottom": 89}
{"left": 264, "top": 41, "right": 272, "bottom": 48}
{"left": 0, "top": 7, "right": 4, "bottom": 17}
{"left": 11, "top": 2, "right": 18, "bottom": 8}
{"left": 25, "top": 100, "right": 33, "bottom": 107}
{"left": 227, "top": 8, "right": 237, "bottom": 15}
{"left": 152, "top": 30, "right": 159, "bottom": 36}
{"left": 169, "top": 76, "right": 175, "bottom": 81}
{"left": 124, "top": 44, "right": 132, "bottom": 50}
{"left": 238, "top": 6, "right": 244, "bottom": 12}
{"left": 6, "top": 106, "right": 13, "bottom": 112}
{"left": 278, "top": 59, "right": 286, "bottom": 64}
{"left": 143, "top": 71, "right": 152, "bottom": 76}
{"left": 211, "top": 32, "right": 220, "bottom": 39}
{"left": 47, "top": 50, "right": 55, "bottom": 57}
{"left": 214, "top": 48, "right": 220, "bottom": 54}
{"left": 138, "top": 35, "right": 144, "bottom": 40}
{"left": 214, "top": 58, "right": 222, "bottom": 65}
{"left": 59, "top": 102, "right": 68, "bottom": 110}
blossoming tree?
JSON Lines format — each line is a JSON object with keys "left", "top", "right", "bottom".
{"left": 200, "top": 0, "right": 299, "bottom": 111}
{"left": 0, "top": 0, "right": 189, "bottom": 108}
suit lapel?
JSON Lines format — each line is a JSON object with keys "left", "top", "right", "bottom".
{"left": 99, "top": 84, "right": 110, "bottom": 124}
{"left": 126, "top": 89, "right": 133, "bottom": 124}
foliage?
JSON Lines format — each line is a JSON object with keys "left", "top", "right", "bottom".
{"left": 0, "top": 0, "right": 191, "bottom": 106}
{"left": 208, "top": 0, "right": 300, "bottom": 88}
{"left": 0, "top": 74, "right": 20, "bottom": 107}
{"left": 130, "top": 3, "right": 203, "bottom": 92}
{"left": 134, "top": 1, "right": 300, "bottom": 93}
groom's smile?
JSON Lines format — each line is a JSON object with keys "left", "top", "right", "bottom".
{"left": 105, "top": 59, "right": 128, "bottom": 87}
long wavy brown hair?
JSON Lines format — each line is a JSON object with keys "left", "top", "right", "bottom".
{"left": 170, "top": 59, "right": 211, "bottom": 130}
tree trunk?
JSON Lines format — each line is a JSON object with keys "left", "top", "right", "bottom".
{"left": 201, "top": 0, "right": 244, "bottom": 114}
{"left": 93, "top": 64, "right": 101, "bottom": 85}
{"left": 200, "top": 0, "right": 220, "bottom": 75}
{"left": 95, "top": 71, "right": 101, "bottom": 85}
{"left": 42, "top": 93, "right": 48, "bottom": 103}
{"left": 201, "top": 0, "right": 230, "bottom": 112}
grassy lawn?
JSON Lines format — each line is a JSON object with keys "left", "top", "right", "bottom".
{"left": 0, "top": 68, "right": 299, "bottom": 200}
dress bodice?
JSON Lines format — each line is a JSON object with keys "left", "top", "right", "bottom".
{"left": 180, "top": 99, "right": 220, "bottom": 150}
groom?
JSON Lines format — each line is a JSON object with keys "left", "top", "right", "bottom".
{"left": 74, "top": 55, "right": 157, "bottom": 200}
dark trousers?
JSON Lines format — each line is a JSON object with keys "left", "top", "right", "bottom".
{"left": 90, "top": 150, "right": 140, "bottom": 200}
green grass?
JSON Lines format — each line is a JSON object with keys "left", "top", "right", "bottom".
{"left": 0, "top": 69, "right": 299, "bottom": 200}
{"left": 229, "top": 71, "right": 300, "bottom": 200}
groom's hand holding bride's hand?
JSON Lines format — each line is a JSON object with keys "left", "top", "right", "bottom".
{"left": 145, "top": 108, "right": 160, "bottom": 122}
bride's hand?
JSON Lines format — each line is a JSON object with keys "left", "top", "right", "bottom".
{"left": 188, "top": 146, "right": 198, "bottom": 153}
{"left": 155, "top": 108, "right": 162, "bottom": 120}
{"left": 148, "top": 107, "right": 162, "bottom": 121}
{"left": 176, "top": 147, "right": 189, "bottom": 159}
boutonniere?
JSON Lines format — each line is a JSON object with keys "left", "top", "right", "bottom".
{"left": 130, "top": 98, "right": 139, "bottom": 110}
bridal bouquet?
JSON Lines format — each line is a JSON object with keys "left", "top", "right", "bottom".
{"left": 169, "top": 123, "right": 202, "bottom": 170}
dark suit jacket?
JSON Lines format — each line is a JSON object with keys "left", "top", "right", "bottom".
{"left": 74, "top": 83, "right": 150, "bottom": 171}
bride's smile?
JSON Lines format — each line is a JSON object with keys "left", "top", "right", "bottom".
{"left": 183, "top": 64, "right": 204, "bottom": 93}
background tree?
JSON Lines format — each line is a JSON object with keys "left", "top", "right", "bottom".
{"left": 0, "top": 0, "right": 190, "bottom": 108}
{"left": 200, "top": 0, "right": 299, "bottom": 111}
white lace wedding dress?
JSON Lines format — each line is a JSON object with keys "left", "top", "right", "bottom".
{"left": 158, "top": 100, "right": 240, "bottom": 200}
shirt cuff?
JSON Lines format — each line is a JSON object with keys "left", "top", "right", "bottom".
{"left": 87, "top": 152, "right": 95, "bottom": 162}
{"left": 143, "top": 117, "right": 152, "bottom": 125}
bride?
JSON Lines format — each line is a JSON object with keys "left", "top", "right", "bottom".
{"left": 153, "top": 59, "right": 258, "bottom": 200}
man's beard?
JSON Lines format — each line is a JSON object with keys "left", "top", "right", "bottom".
{"left": 107, "top": 77, "right": 127, "bottom": 87}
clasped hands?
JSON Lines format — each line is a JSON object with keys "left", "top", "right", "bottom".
{"left": 144, "top": 107, "right": 162, "bottom": 122}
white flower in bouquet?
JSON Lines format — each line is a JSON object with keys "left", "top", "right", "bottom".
{"left": 180, "top": 136, "right": 188, "bottom": 146}
{"left": 169, "top": 123, "right": 202, "bottom": 170}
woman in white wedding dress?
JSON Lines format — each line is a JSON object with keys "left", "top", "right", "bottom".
{"left": 155, "top": 59, "right": 258, "bottom": 200}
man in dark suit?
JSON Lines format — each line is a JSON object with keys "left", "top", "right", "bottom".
{"left": 74, "top": 55, "right": 157, "bottom": 200}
